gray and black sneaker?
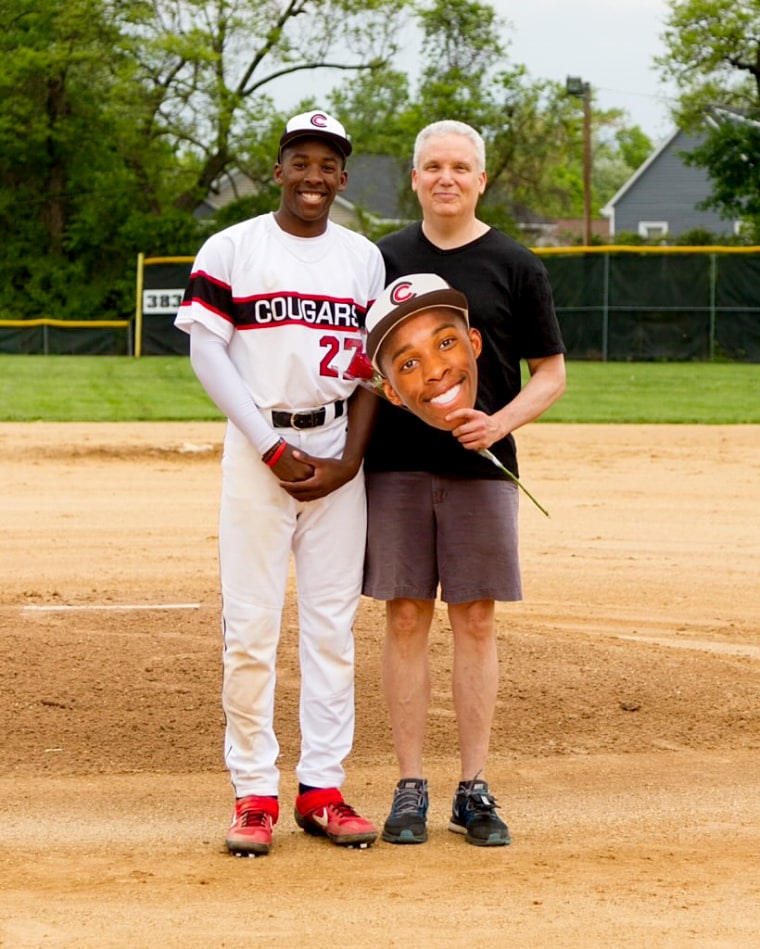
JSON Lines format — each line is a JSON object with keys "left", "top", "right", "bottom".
{"left": 448, "top": 778, "right": 510, "bottom": 847}
{"left": 382, "top": 778, "right": 429, "bottom": 844}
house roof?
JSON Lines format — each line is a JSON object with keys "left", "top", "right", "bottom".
{"left": 600, "top": 127, "right": 682, "bottom": 216}
{"left": 601, "top": 108, "right": 759, "bottom": 218}
{"left": 341, "top": 153, "right": 407, "bottom": 221}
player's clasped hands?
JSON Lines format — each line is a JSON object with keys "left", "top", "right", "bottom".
{"left": 273, "top": 444, "right": 356, "bottom": 501}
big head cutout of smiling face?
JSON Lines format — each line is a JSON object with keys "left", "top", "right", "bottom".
{"left": 365, "top": 274, "right": 482, "bottom": 431}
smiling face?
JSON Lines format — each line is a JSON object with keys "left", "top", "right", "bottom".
{"left": 273, "top": 138, "right": 347, "bottom": 237}
{"left": 378, "top": 308, "right": 482, "bottom": 430}
{"left": 411, "top": 132, "right": 486, "bottom": 224}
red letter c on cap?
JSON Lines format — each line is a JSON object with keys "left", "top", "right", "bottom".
{"left": 391, "top": 281, "right": 414, "bottom": 304}
{"left": 311, "top": 113, "right": 328, "bottom": 128}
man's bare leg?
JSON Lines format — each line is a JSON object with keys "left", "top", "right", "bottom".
{"left": 382, "top": 598, "right": 435, "bottom": 777}
{"left": 448, "top": 598, "right": 498, "bottom": 780}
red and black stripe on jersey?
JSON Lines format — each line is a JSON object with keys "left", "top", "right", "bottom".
{"left": 182, "top": 270, "right": 366, "bottom": 330}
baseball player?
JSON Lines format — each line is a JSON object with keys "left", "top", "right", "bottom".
{"left": 175, "top": 110, "right": 384, "bottom": 856}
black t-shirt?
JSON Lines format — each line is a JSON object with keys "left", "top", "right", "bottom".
{"left": 364, "top": 223, "right": 566, "bottom": 478}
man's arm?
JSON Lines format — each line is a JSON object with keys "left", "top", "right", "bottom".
{"left": 497, "top": 352, "right": 567, "bottom": 434}
{"left": 447, "top": 353, "right": 566, "bottom": 451}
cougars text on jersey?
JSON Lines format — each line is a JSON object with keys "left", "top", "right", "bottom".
{"left": 181, "top": 271, "right": 365, "bottom": 331}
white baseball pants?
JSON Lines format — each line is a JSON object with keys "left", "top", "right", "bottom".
{"left": 218, "top": 419, "right": 366, "bottom": 797}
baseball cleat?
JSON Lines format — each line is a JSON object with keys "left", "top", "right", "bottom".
{"left": 226, "top": 794, "right": 279, "bottom": 856}
{"left": 294, "top": 788, "right": 378, "bottom": 847}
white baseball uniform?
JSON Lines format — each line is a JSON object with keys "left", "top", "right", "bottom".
{"left": 175, "top": 212, "right": 385, "bottom": 796}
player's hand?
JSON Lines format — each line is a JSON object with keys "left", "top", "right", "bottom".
{"left": 276, "top": 449, "right": 356, "bottom": 501}
{"left": 268, "top": 442, "right": 315, "bottom": 484}
{"left": 445, "top": 407, "right": 504, "bottom": 451}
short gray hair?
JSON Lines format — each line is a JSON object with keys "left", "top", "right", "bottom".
{"left": 413, "top": 121, "right": 486, "bottom": 174}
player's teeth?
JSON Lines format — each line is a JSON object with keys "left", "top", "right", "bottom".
{"left": 431, "top": 383, "right": 461, "bottom": 406}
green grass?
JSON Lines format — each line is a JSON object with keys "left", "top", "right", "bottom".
{"left": 1, "top": 355, "right": 220, "bottom": 422}
{"left": 2, "top": 355, "right": 759, "bottom": 423}
{"left": 539, "top": 361, "right": 760, "bottom": 424}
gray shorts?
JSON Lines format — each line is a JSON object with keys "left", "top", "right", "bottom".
{"left": 363, "top": 471, "right": 522, "bottom": 604}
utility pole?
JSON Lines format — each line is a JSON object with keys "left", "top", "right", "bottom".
{"left": 566, "top": 76, "right": 592, "bottom": 246}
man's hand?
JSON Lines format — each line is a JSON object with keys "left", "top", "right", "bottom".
{"left": 446, "top": 407, "right": 504, "bottom": 451}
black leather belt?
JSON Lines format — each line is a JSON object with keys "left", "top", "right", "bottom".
{"left": 271, "top": 400, "right": 344, "bottom": 429}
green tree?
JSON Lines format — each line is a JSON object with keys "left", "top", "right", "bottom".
{"left": 614, "top": 125, "right": 653, "bottom": 171}
{"left": 328, "top": 0, "right": 655, "bottom": 236}
{"left": 0, "top": 0, "right": 409, "bottom": 321}
{"left": 119, "top": 0, "right": 408, "bottom": 215}
{"left": 656, "top": 0, "right": 760, "bottom": 236}
{"left": 657, "top": 0, "right": 760, "bottom": 124}
{"left": 685, "top": 116, "right": 760, "bottom": 239}
{"left": 340, "top": 0, "right": 585, "bottom": 230}
{"left": 327, "top": 65, "right": 415, "bottom": 159}
{"left": 0, "top": 0, "right": 147, "bottom": 319}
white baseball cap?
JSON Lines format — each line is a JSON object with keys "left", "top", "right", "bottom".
{"left": 365, "top": 273, "right": 469, "bottom": 371}
{"left": 278, "top": 109, "right": 352, "bottom": 160}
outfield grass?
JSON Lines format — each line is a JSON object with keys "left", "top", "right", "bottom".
{"left": 2, "top": 355, "right": 759, "bottom": 423}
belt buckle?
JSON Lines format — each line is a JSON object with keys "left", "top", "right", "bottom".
{"left": 292, "top": 412, "right": 311, "bottom": 429}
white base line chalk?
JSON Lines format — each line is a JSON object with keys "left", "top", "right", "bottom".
{"left": 21, "top": 603, "right": 201, "bottom": 612}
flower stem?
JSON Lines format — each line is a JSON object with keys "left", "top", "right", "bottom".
{"left": 479, "top": 449, "right": 550, "bottom": 517}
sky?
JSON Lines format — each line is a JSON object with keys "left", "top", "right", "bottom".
{"left": 502, "top": 0, "right": 677, "bottom": 142}
{"left": 272, "top": 0, "right": 678, "bottom": 147}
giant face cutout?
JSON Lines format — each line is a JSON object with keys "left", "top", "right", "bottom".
{"left": 377, "top": 307, "right": 482, "bottom": 431}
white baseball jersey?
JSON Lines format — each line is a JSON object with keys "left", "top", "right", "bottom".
{"left": 176, "top": 213, "right": 385, "bottom": 411}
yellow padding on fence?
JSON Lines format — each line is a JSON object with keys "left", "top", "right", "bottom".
{"left": 535, "top": 245, "right": 760, "bottom": 256}
{"left": 0, "top": 319, "right": 130, "bottom": 328}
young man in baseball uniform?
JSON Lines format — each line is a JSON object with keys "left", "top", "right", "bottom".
{"left": 176, "top": 110, "right": 384, "bottom": 856}
{"left": 363, "top": 121, "right": 566, "bottom": 847}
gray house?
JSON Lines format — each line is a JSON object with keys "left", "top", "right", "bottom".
{"left": 601, "top": 126, "right": 740, "bottom": 240}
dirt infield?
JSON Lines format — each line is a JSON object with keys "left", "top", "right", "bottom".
{"left": 1, "top": 421, "right": 759, "bottom": 948}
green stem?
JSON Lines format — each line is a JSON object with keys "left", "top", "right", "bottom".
{"left": 479, "top": 449, "right": 550, "bottom": 518}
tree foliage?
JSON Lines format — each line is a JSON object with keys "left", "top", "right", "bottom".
{"left": 331, "top": 0, "right": 650, "bottom": 233}
{"left": 0, "top": 0, "right": 407, "bottom": 319}
{"left": 684, "top": 116, "right": 760, "bottom": 238}
{"left": 657, "top": 0, "right": 760, "bottom": 236}
{"left": 0, "top": 0, "right": 656, "bottom": 323}
{"left": 118, "top": 0, "right": 408, "bottom": 213}
{"left": 657, "top": 0, "right": 760, "bottom": 124}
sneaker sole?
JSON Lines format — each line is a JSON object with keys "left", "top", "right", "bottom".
{"left": 447, "top": 820, "right": 510, "bottom": 847}
{"left": 381, "top": 827, "right": 427, "bottom": 844}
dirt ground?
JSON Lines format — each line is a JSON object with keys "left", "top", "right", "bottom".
{"left": 1, "top": 421, "right": 759, "bottom": 948}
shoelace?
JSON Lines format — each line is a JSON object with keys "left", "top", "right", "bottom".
{"left": 239, "top": 806, "right": 270, "bottom": 828}
{"left": 392, "top": 783, "right": 427, "bottom": 815}
{"left": 459, "top": 775, "right": 500, "bottom": 815}
{"left": 329, "top": 801, "right": 361, "bottom": 822}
